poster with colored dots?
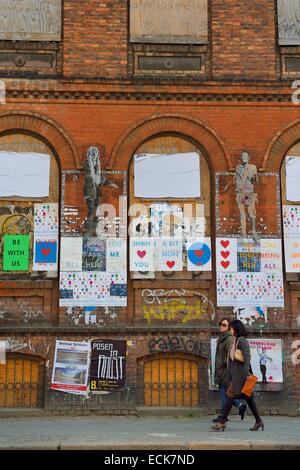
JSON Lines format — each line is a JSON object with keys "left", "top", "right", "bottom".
{"left": 283, "top": 205, "right": 300, "bottom": 272}
{"left": 59, "top": 271, "right": 127, "bottom": 307}
{"left": 217, "top": 272, "right": 284, "bottom": 307}
{"left": 34, "top": 203, "right": 59, "bottom": 234}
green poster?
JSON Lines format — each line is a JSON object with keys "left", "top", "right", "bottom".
{"left": 3, "top": 235, "right": 30, "bottom": 271}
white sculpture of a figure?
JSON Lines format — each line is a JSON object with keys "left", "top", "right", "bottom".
{"left": 233, "top": 151, "right": 259, "bottom": 243}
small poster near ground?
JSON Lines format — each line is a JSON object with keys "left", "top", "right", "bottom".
{"left": 90, "top": 340, "right": 127, "bottom": 391}
{"left": 248, "top": 339, "right": 283, "bottom": 383}
{"left": 51, "top": 340, "right": 91, "bottom": 395}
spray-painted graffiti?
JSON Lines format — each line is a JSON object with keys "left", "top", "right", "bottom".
{"left": 143, "top": 300, "right": 209, "bottom": 324}
{"left": 148, "top": 336, "right": 210, "bottom": 358}
{"left": 0, "top": 298, "right": 48, "bottom": 324}
{"left": 291, "top": 340, "right": 300, "bottom": 365}
{"left": 4, "top": 337, "right": 50, "bottom": 357}
{"left": 142, "top": 289, "right": 215, "bottom": 324}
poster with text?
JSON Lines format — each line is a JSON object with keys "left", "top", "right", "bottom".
{"left": 130, "top": 238, "right": 154, "bottom": 271}
{"left": 3, "top": 234, "right": 30, "bottom": 271}
{"left": 157, "top": 238, "right": 183, "bottom": 271}
{"left": 90, "top": 340, "right": 127, "bottom": 391}
{"left": 33, "top": 235, "right": 58, "bottom": 271}
{"left": 106, "top": 238, "right": 127, "bottom": 272}
{"left": 248, "top": 339, "right": 283, "bottom": 383}
{"left": 283, "top": 205, "right": 300, "bottom": 272}
{"left": 60, "top": 237, "right": 83, "bottom": 271}
{"left": 51, "top": 340, "right": 91, "bottom": 395}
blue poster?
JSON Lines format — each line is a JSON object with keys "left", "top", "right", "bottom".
{"left": 35, "top": 240, "right": 57, "bottom": 264}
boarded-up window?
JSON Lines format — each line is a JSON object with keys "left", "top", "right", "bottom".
{"left": 278, "top": 0, "right": 300, "bottom": 45}
{"left": 0, "top": 0, "right": 61, "bottom": 41}
{"left": 0, "top": 354, "right": 44, "bottom": 408}
{"left": 130, "top": 0, "right": 208, "bottom": 44}
{"left": 143, "top": 354, "right": 199, "bottom": 406}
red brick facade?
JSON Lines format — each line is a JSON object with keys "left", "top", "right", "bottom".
{"left": 0, "top": 1, "right": 299, "bottom": 415}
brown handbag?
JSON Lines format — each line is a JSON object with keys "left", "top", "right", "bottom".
{"left": 241, "top": 374, "right": 258, "bottom": 397}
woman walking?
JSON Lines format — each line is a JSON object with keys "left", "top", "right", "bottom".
{"left": 211, "top": 319, "right": 264, "bottom": 432}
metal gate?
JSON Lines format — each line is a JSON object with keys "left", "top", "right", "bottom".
{"left": 143, "top": 354, "right": 199, "bottom": 407}
{"left": 0, "top": 354, "right": 44, "bottom": 408}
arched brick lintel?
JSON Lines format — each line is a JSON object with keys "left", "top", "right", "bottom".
{"left": 0, "top": 111, "right": 79, "bottom": 169}
{"left": 108, "top": 114, "right": 232, "bottom": 172}
{"left": 262, "top": 118, "right": 300, "bottom": 171}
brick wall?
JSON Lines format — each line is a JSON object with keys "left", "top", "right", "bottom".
{"left": 212, "top": 0, "right": 277, "bottom": 80}
{"left": 63, "top": 0, "right": 128, "bottom": 78}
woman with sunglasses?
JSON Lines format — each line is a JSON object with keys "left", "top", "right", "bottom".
{"left": 212, "top": 319, "right": 264, "bottom": 432}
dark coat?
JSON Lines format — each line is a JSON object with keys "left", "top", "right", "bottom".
{"left": 215, "top": 332, "right": 233, "bottom": 386}
{"left": 229, "top": 336, "right": 252, "bottom": 396}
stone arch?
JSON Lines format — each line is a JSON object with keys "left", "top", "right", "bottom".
{"left": 0, "top": 111, "right": 79, "bottom": 169}
{"left": 262, "top": 119, "right": 300, "bottom": 171}
{"left": 108, "top": 114, "right": 232, "bottom": 171}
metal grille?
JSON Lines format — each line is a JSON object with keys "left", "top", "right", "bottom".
{"left": 0, "top": 356, "right": 41, "bottom": 408}
{"left": 144, "top": 355, "right": 199, "bottom": 407}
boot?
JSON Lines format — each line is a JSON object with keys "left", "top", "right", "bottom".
{"left": 247, "top": 397, "right": 264, "bottom": 431}
{"left": 211, "top": 422, "right": 226, "bottom": 431}
{"left": 249, "top": 421, "right": 264, "bottom": 431}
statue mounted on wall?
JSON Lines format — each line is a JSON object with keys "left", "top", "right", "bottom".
{"left": 83, "top": 146, "right": 101, "bottom": 235}
{"left": 234, "top": 151, "right": 259, "bottom": 243}
{"left": 83, "top": 146, "right": 119, "bottom": 236}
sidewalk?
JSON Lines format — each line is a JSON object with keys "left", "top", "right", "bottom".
{"left": 0, "top": 415, "right": 299, "bottom": 450}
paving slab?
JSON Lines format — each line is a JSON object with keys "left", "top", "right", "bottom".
{"left": 0, "top": 416, "right": 299, "bottom": 450}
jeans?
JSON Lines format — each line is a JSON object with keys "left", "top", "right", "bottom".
{"left": 219, "top": 384, "right": 241, "bottom": 415}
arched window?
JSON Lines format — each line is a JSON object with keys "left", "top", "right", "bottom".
{"left": 0, "top": 353, "right": 45, "bottom": 408}
{"left": 0, "top": 133, "right": 60, "bottom": 324}
{"left": 139, "top": 353, "right": 200, "bottom": 407}
{"left": 129, "top": 135, "right": 213, "bottom": 325}
{"left": 281, "top": 144, "right": 300, "bottom": 279}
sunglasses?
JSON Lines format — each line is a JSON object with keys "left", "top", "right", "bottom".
{"left": 219, "top": 323, "right": 228, "bottom": 327}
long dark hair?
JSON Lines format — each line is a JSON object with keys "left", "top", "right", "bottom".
{"left": 230, "top": 319, "right": 247, "bottom": 338}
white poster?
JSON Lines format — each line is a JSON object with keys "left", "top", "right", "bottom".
{"left": 217, "top": 272, "right": 284, "bottom": 307}
{"left": 0, "top": 152, "right": 50, "bottom": 197}
{"left": 186, "top": 238, "right": 212, "bottom": 271}
{"left": 286, "top": 156, "right": 300, "bottom": 202}
{"left": 134, "top": 152, "right": 201, "bottom": 198}
{"left": 216, "top": 238, "right": 284, "bottom": 307}
{"left": 260, "top": 239, "right": 282, "bottom": 273}
{"left": 34, "top": 203, "right": 59, "bottom": 234}
{"left": 0, "top": 341, "right": 6, "bottom": 364}
{"left": 156, "top": 238, "right": 183, "bottom": 271}
{"left": 106, "top": 238, "right": 127, "bottom": 272}
{"left": 130, "top": 238, "right": 155, "bottom": 271}
{"left": 51, "top": 340, "right": 91, "bottom": 395}
{"left": 209, "top": 338, "right": 218, "bottom": 390}
{"left": 59, "top": 272, "right": 127, "bottom": 307}
{"left": 60, "top": 237, "right": 83, "bottom": 271}
{"left": 283, "top": 205, "right": 300, "bottom": 272}
{"left": 248, "top": 339, "right": 283, "bottom": 383}
{"left": 216, "top": 238, "right": 237, "bottom": 272}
